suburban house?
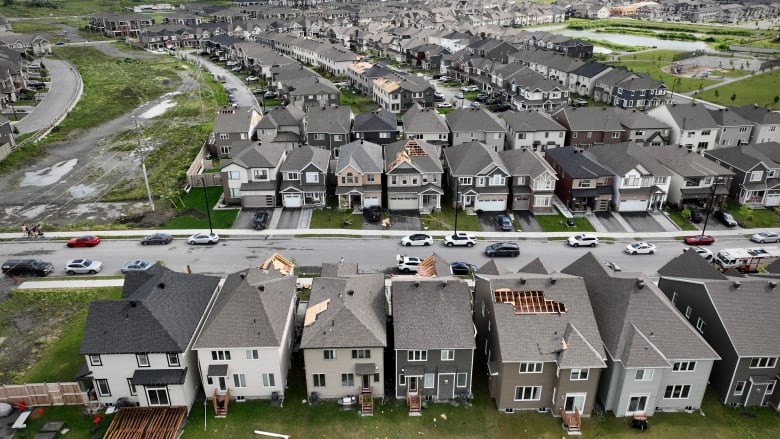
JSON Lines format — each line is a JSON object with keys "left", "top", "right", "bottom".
{"left": 563, "top": 252, "right": 720, "bottom": 417}
{"left": 545, "top": 146, "right": 614, "bottom": 213}
{"left": 278, "top": 145, "right": 330, "bottom": 208}
{"left": 0, "top": 115, "right": 16, "bottom": 163}
{"left": 612, "top": 107, "right": 671, "bottom": 147}
{"left": 443, "top": 141, "right": 510, "bottom": 212}
{"left": 497, "top": 148, "right": 558, "bottom": 213}
{"left": 220, "top": 140, "right": 287, "bottom": 207}
{"left": 551, "top": 107, "right": 625, "bottom": 148}
{"left": 704, "top": 142, "right": 780, "bottom": 207}
{"left": 509, "top": 67, "right": 569, "bottom": 112}
{"left": 401, "top": 103, "right": 450, "bottom": 148}
{"left": 587, "top": 142, "right": 672, "bottom": 212}
{"left": 301, "top": 268, "right": 387, "bottom": 414}
{"left": 303, "top": 105, "right": 353, "bottom": 159}
{"left": 446, "top": 108, "right": 506, "bottom": 151}
{"left": 592, "top": 69, "right": 667, "bottom": 110}
{"left": 285, "top": 77, "right": 340, "bottom": 111}
{"left": 647, "top": 146, "right": 734, "bottom": 209}
{"left": 209, "top": 106, "right": 263, "bottom": 159}
{"left": 372, "top": 72, "right": 435, "bottom": 113}
{"left": 731, "top": 104, "right": 780, "bottom": 144}
{"left": 657, "top": 251, "right": 779, "bottom": 410}
{"left": 393, "top": 278, "right": 475, "bottom": 413}
{"left": 79, "top": 265, "right": 221, "bottom": 410}
{"left": 352, "top": 109, "right": 400, "bottom": 145}
{"left": 473, "top": 258, "right": 606, "bottom": 432}
{"left": 384, "top": 137, "right": 444, "bottom": 213}
{"left": 646, "top": 103, "right": 720, "bottom": 152}
{"left": 347, "top": 61, "right": 395, "bottom": 95}
{"left": 566, "top": 61, "right": 612, "bottom": 97}
{"left": 255, "top": 104, "right": 305, "bottom": 148}
{"left": 334, "top": 139, "right": 384, "bottom": 209}
{"left": 500, "top": 111, "right": 567, "bottom": 153}
{"left": 193, "top": 256, "right": 297, "bottom": 408}
{"left": 709, "top": 108, "right": 753, "bottom": 147}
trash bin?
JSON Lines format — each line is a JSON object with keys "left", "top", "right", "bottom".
{"left": 566, "top": 218, "right": 576, "bottom": 227}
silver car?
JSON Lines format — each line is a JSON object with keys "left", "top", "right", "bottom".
{"left": 65, "top": 259, "right": 102, "bottom": 275}
{"left": 750, "top": 231, "right": 780, "bottom": 243}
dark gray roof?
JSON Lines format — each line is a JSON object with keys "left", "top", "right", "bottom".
{"left": 654, "top": 103, "right": 718, "bottom": 130}
{"left": 545, "top": 146, "right": 613, "bottom": 178}
{"left": 132, "top": 368, "right": 187, "bottom": 386}
{"left": 498, "top": 148, "right": 557, "bottom": 179}
{"left": 392, "top": 279, "right": 475, "bottom": 350}
{"left": 444, "top": 141, "right": 508, "bottom": 176}
{"left": 476, "top": 259, "right": 511, "bottom": 275}
{"left": 657, "top": 250, "right": 728, "bottom": 280}
{"left": 402, "top": 104, "right": 449, "bottom": 134}
{"left": 304, "top": 106, "right": 352, "bottom": 133}
{"left": 518, "top": 257, "right": 553, "bottom": 275}
{"left": 705, "top": 143, "right": 780, "bottom": 173}
{"left": 647, "top": 145, "right": 734, "bottom": 178}
{"left": 571, "top": 61, "right": 611, "bottom": 78}
{"left": 353, "top": 109, "right": 397, "bottom": 133}
{"left": 553, "top": 107, "right": 624, "bottom": 132}
{"left": 445, "top": 107, "right": 505, "bottom": 133}
{"left": 335, "top": 139, "right": 384, "bottom": 174}
{"left": 732, "top": 104, "right": 780, "bottom": 125}
{"left": 214, "top": 106, "right": 258, "bottom": 133}
{"left": 587, "top": 142, "right": 670, "bottom": 176}
{"left": 321, "top": 262, "right": 359, "bottom": 277}
{"left": 280, "top": 145, "right": 329, "bottom": 173}
{"left": 500, "top": 110, "right": 566, "bottom": 132}
{"left": 207, "top": 364, "right": 228, "bottom": 376}
{"left": 81, "top": 266, "right": 220, "bottom": 355}
{"left": 709, "top": 108, "right": 752, "bottom": 127}
{"left": 224, "top": 141, "right": 286, "bottom": 169}
{"left": 611, "top": 107, "right": 670, "bottom": 130}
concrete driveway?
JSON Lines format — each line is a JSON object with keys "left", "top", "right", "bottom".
{"left": 594, "top": 212, "right": 628, "bottom": 232}
{"left": 387, "top": 210, "right": 422, "bottom": 231}
{"left": 514, "top": 211, "right": 543, "bottom": 233}
{"left": 620, "top": 212, "right": 665, "bottom": 233}
{"left": 277, "top": 208, "right": 302, "bottom": 229}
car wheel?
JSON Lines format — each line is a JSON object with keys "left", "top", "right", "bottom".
{"left": 141, "top": 241, "right": 147, "bottom": 245}
{"left": 467, "top": 242, "right": 474, "bottom": 247}
{"left": 446, "top": 242, "right": 454, "bottom": 247}
{"left": 649, "top": 250, "right": 655, "bottom": 254}
{"left": 87, "top": 244, "right": 94, "bottom": 247}
{"left": 67, "top": 244, "right": 74, "bottom": 248}
{"left": 402, "top": 268, "right": 410, "bottom": 273}
{"left": 187, "top": 241, "right": 194, "bottom": 245}
{"left": 590, "top": 243, "right": 596, "bottom": 247}
{"left": 67, "top": 270, "right": 75, "bottom": 275}
{"left": 405, "top": 242, "right": 412, "bottom": 247}
{"left": 89, "top": 270, "right": 96, "bottom": 274}
{"left": 424, "top": 242, "right": 430, "bottom": 246}
{"left": 573, "top": 243, "right": 579, "bottom": 248}
{"left": 632, "top": 251, "right": 637, "bottom": 255}
{"left": 513, "top": 252, "right": 520, "bottom": 257}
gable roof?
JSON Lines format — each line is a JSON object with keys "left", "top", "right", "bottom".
{"left": 500, "top": 110, "right": 566, "bottom": 132}
{"left": 545, "top": 146, "right": 613, "bottom": 178}
{"left": 444, "top": 141, "right": 508, "bottom": 176}
{"left": 498, "top": 148, "right": 557, "bottom": 179}
{"left": 280, "top": 145, "right": 330, "bottom": 173}
{"left": 335, "top": 139, "right": 384, "bottom": 174}
{"left": 304, "top": 106, "right": 352, "bottom": 133}
{"left": 445, "top": 107, "right": 505, "bottom": 132}
{"left": 353, "top": 109, "right": 398, "bottom": 133}
{"left": 384, "top": 138, "right": 443, "bottom": 174}
{"left": 402, "top": 103, "right": 449, "bottom": 134}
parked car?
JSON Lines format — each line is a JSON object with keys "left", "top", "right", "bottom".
{"left": 65, "top": 259, "right": 103, "bottom": 275}
{"left": 683, "top": 246, "right": 713, "bottom": 259}
{"left": 187, "top": 232, "right": 219, "bottom": 245}
{"left": 396, "top": 255, "right": 422, "bottom": 273}
{"left": 141, "top": 233, "right": 173, "bottom": 245}
{"left": 460, "top": 85, "right": 471, "bottom": 92}
{"left": 488, "top": 103, "right": 512, "bottom": 113}
{"left": 454, "top": 92, "right": 464, "bottom": 99}
{"left": 253, "top": 211, "right": 270, "bottom": 230}
{"left": 66, "top": 235, "right": 101, "bottom": 248}
{"left": 434, "top": 91, "right": 445, "bottom": 100}
{"left": 494, "top": 214, "right": 513, "bottom": 231}
{"left": 750, "top": 231, "right": 780, "bottom": 243}
{"left": 572, "top": 98, "right": 588, "bottom": 107}
{"left": 625, "top": 242, "right": 656, "bottom": 255}
{"left": 484, "top": 242, "right": 520, "bottom": 257}
{"left": 436, "top": 102, "right": 453, "bottom": 108}
{"left": 567, "top": 233, "right": 599, "bottom": 247}
{"left": 363, "top": 206, "right": 382, "bottom": 223}
{"left": 713, "top": 210, "right": 737, "bottom": 227}
{"left": 689, "top": 209, "right": 704, "bottom": 223}
{"left": 246, "top": 76, "right": 258, "bottom": 81}
{"left": 121, "top": 260, "right": 154, "bottom": 274}
{"left": 684, "top": 234, "right": 715, "bottom": 246}
{"left": 400, "top": 233, "right": 433, "bottom": 247}
{"left": 450, "top": 261, "right": 476, "bottom": 275}
{"left": 263, "top": 91, "right": 278, "bottom": 99}
{"left": 438, "top": 75, "right": 451, "bottom": 82}
{"left": 442, "top": 232, "right": 477, "bottom": 247}
{"left": 475, "top": 93, "right": 489, "bottom": 102}
{"left": 470, "top": 101, "right": 481, "bottom": 109}
{"left": 1, "top": 259, "right": 54, "bottom": 277}
{"left": 253, "top": 88, "right": 266, "bottom": 95}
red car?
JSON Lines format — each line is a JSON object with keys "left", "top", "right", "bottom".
{"left": 684, "top": 235, "right": 715, "bottom": 246}
{"left": 66, "top": 235, "right": 101, "bottom": 248}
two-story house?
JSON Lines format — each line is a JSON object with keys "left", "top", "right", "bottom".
{"left": 704, "top": 142, "right": 780, "bottom": 207}
{"left": 221, "top": 141, "right": 287, "bottom": 207}
{"left": 648, "top": 146, "right": 734, "bottom": 209}
{"left": 285, "top": 77, "right": 340, "bottom": 111}
{"left": 567, "top": 61, "right": 612, "bottom": 97}
{"left": 278, "top": 145, "right": 330, "bottom": 208}
{"left": 657, "top": 251, "right": 778, "bottom": 410}
{"left": 303, "top": 105, "right": 353, "bottom": 159}
{"left": 80, "top": 265, "right": 221, "bottom": 410}
{"left": 497, "top": 148, "right": 558, "bottom": 213}
{"left": 563, "top": 252, "right": 720, "bottom": 417}
{"left": 646, "top": 103, "right": 720, "bottom": 152}
{"left": 401, "top": 103, "right": 450, "bottom": 148}
{"left": 474, "top": 258, "right": 606, "bottom": 431}
{"left": 545, "top": 146, "right": 614, "bottom": 212}
{"left": 193, "top": 255, "right": 296, "bottom": 406}
{"left": 372, "top": 73, "right": 435, "bottom": 113}
{"left": 334, "top": 139, "right": 384, "bottom": 209}
{"left": 393, "top": 278, "right": 475, "bottom": 413}
{"left": 209, "top": 106, "right": 263, "bottom": 159}
{"left": 551, "top": 107, "right": 625, "bottom": 148}
{"left": 710, "top": 108, "right": 753, "bottom": 147}
{"left": 612, "top": 107, "right": 671, "bottom": 146}
{"left": 255, "top": 104, "right": 305, "bottom": 148}
{"left": 446, "top": 108, "right": 506, "bottom": 151}
{"left": 500, "top": 111, "right": 567, "bottom": 153}
{"left": 444, "top": 141, "right": 510, "bottom": 212}
{"left": 732, "top": 104, "right": 780, "bottom": 144}
{"left": 384, "top": 138, "right": 444, "bottom": 213}
{"left": 593, "top": 69, "right": 666, "bottom": 109}
{"left": 352, "top": 109, "right": 399, "bottom": 145}
{"left": 509, "top": 67, "right": 569, "bottom": 113}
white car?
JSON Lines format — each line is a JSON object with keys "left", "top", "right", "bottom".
{"left": 436, "top": 102, "right": 453, "bottom": 108}
{"left": 454, "top": 92, "right": 464, "bottom": 99}
{"left": 396, "top": 255, "right": 422, "bottom": 273}
{"left": 434, "top": 91, "right": 445, "bottom": 100}
{"left": 245, "top": 76, "right": 258, "bottom": 81}
{"left": 567, "top": 233, "right": 599, "bottom": 247}
{"left": 442, "top": 232, "right": 477, "bottom": 247}
{"left": 626, "top": 242, "right": 656, "bottom": 255}
{"left": 187, "top": 232, "right": 220, "bottom": 245}
{"left": 683, "top": 246, "right": 713, "bottom": 259}
{"left": 400, "top": 233, "right": 433, "bottom": 247}
{"left": 65, "top": 258, "right": 103, "bottom": 275}
{"left": 750, "top": 231, "right": 780, "bottom": 243}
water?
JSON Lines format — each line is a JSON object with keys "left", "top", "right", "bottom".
{"left": 557, "top": 29, "right": 712, "bottom": 52}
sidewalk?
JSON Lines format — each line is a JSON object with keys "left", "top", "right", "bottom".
{"left": 16, "top": 278, "right": 124, "bottom": 290}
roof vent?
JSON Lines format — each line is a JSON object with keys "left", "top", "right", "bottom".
{"left": 636, "top": 279, "right": 645, "bottom": 289}
{"left": 549, "top": 277, "right": 556, "bottom": 284}
{"left": 347, "top": 290, "right": 354, "bottom": 296}
{"left": 240, "top": 273, "right": 246, "bottom": 279}
{"left": 519, "top": 277, "right": 526, "bottom": 284}
{"left": 769, "top": 281, "right": 777, "bottom": 290}
{"left": 258, "top": 285, "right": 265, "bottom": 292}
{"left": 129, "top": 301, "right": 137, "bottom": 308}
{"left": 157, "top": 282, "right": 165, "bottom": 289}
{"left": 733, "top": 281, "right": 741, "bottom": 289}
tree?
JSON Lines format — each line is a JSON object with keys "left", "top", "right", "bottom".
{"left": 714, "top": 89, "right": 720, "bottom": 98}
{"left": 731, "top": 93, "right": 737, "bottom": 103}
{"left": 774, "top": 96, "right": 779, "bottom": 105}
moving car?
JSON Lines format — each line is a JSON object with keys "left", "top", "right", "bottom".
{"left": 253, "top": 211, "right": 270, "bottom": 230}
{"left": 494, "top": 214, "right": 513, "bottom": 231}
{"left": 66, "top": 235, "right": 101, "bottom": 248}
{"left": 750, "top": 231, "right": 780, "bottom": 243}
{"left": 396, "top": 255, "right": 422, "bottom": 273}
{"left": 141, "top": 233, "right": 173, "bottom": 245}
{"left": 400, "top": 233, "right": 433, "bottom": 247}
{"left": 65, "top": 259, "right": 103, "bottom": 275}
{"left": 683, "top": 246, "right": 713, "bottom": 259}
{"left": 713, "top": 210, "right": 738, "bottom": 227}
{"left": 484, "top": 242, "right": 520, "bottom": 257}
{"left": 363, "top": 206, "right": 382, "bottom": 223}
{"left": 442, "top": 232, "right": 477, "bottom": 247}
{"left": 187, "top": 232, "right": 220, "bottom": 245}
{"left": 684, "top": 234, "right": 715, "bottom": 245}
{"left": 436, "top": 102, "right": 453, "bottom": 108}
{"left": 1, "top": 259, "right": 54, "bottom": 277}
{"left": 450, "top": 262, "right": 476, "bottom": 275}
{"left": 626, "top": 242, "right": 656, "bottom": 255}
{"left": 567, "top": 233, "right": 599, "bottom": 247}
{"left": 121, "top": 260, "right": 154, "bottom": 274}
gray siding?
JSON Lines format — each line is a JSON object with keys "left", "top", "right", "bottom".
{"left": 303, "top": 347, "right": 385, "bottom": 399}
{"left": 394, "top": 348, "right": 474, "bottom": 401}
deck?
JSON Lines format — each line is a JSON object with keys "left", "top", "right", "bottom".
{"left": 560, "top": 408, "right": 582, "bottom": 435}
{"left": 103, "top": 406, "right": 187, "bottom": 439}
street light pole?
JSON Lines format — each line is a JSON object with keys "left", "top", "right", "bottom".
{"left": 202, "top": 178, "right": 214, "bottom": 234}
{"left": 454, "top": 178, "right": 460, "bottom": 234}
{"left": 700, "top": 177, "right": 724, "bottom": 236}
{"left": 134, "top": 116, "right": 155, "bottom": 211}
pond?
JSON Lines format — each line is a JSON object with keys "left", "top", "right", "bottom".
{"left": 557, "top": 29, "right": 712, "bottom": 52}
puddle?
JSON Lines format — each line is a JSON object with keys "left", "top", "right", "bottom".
{"left": 69, "top": 184, "right": 99, "bottom": 198}
{"left": 138, "top": 92, "right": 181, "bottom": 119}
{"left": 20, "top": 158, "right": 78, "bottom": 186}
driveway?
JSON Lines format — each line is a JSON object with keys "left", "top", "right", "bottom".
{"left": 620, "top": 212, "right": 665, "bottom": 233}
{"left": 594, "top": 212, "right": 628, "bottom": 233}
{"left": 387, "top": 210, "right": 422, "bottom": 231}
{"left": 514, "top": 211, "right": 543, "bottom": 233}
{"left": 277, "top": 208, "right": 302, "bottom": 229}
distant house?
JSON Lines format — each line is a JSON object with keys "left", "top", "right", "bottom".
{"left": 545, "top": 146, "right": 614, "bottom": 212}
{"left": 401, "top": 103, "right": 450, "bottom": 147}
{"left": 509, "top": 67, "right": 569, "bottom": 113}
{"left": 278, "top": 145, "right": 330, "bottom": 208}
{"left": 285, "top": 77, "right": 340, "bottom": 111}
{"left": 731, "top": 104, "right": 780, "bottom": 144}
{"left": 352, "top": 109, "right": 399, "bottom": 145}
{"left": 372, "top": 72, "right": 435, "bottom": 113}
{"left": 498, "top": 148, "right": 558, "bottom": 213}
{"left": 303, "top": 105, "right": 352, "bottom": 159}
{"left": 334, "top": 139, "right": 384, "bottom": 209}
{"left": 255, "top": 105, "right": 305, "bottom": 148}
{"left": 704, "top": 142, "right": 780, "bottom": 207}
{"left": 443, "top": 141, "right": 509, "bottom": 212}
{"left": 551, "top": 107, "right": 624, "bottom": 148}
{"left": 709, "top": 108, "right": 753, "bottom": 147}
{"left": 384, "top": 137, "right": 444, "bottom": 213}
{"left": 647, "top": 146, "right": 734, "bottom": 208}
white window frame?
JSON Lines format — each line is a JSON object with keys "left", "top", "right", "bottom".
{"left": 685, "top": 306, "right": 692, "bottom": 318}
{"left": 89, "top": 354, "right": 102, "bottom": 366}
{"left": 167, "top": 353, "right": 180, "bottom": 367}
{"left": 456, "top": 373, "right": 467, "bottom": 388}
{"left": 514, "top": 385, "right": 542, "bottom": 401}
{"left": 519, "top": 362, "right": 543, "bottom": 374}
{"left": 136, "top": 353, "right": 150, "bottom": 368}
{"left": 408, "top": 350, "right": 427, "bottom": 361}
{"left": 750, "top": 170, "right": 763, "bottom": 182}
{"left": 313, "top": 373, "right": 326, "bottom": 387}
{"left": 424, "top": 373, "right": 435, "bottom": 388}
{"left": 664, "top": 384, "right": 691, "bottom": 399}
{"left": 673, "top": 361, "right": 696, "bottom": 372}
{"left": 458, "top": 177, "right": 472, "bottom": 185}
{"left": 441, "top": 350, "right": 455, "bottom": 361}
{"left": 766, "top": 381, "right": 776, "bottom": 395}
{"left": 246, "top": 349, "right": 259, "bottom": 360}
{"left": 233, "top": 373, "right": 247, "bottom": 388}
{"left": 570, "top": 368, "right": 589, "bottom": 381}
{"left": 252, "top": 169, "right": 269, "bottom": 181}
{"left": 323, "top": 349, "right": 336, "bottom": 360}
{"left": 351, "top": 349, "right": 371, "bottom": 359}
{"left": 305, "top": 172, "right": 319, "bottom": 183}
{"left": 398, "top": 374, "right": 406, "bottom": 386}
{"left": 734, "top": 381, "right": 746, "bottom": 396}
{"left": 749, "top": 357, "right": 778, "bottom": 368}
{"left": 635, "top": 369, "right": 654, "bottom": 381}
{"left": 211, "top": 350, "right": 231, "bottom": 361}
{"left": 96, "top": 379, "right": 111, "bottom": 397}
{"left": 341, "top": 373, "right": 354, "bottom": 387}
{"left": 696, "top": 317, "right": 706, "bottom": 334}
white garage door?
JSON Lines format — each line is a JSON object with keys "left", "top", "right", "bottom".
{"left": 389, "top": 195, "right": 418, "bottom": 210}
{"left": 618, "top": 199, "right": 648, "bottom": 212}
{"left": 364, "top": 196, "right": 380, "bottom": 207}
{"left": 476, "top": 199, "right": 506, "bottom": 212}
{"left": 766, "top": 194, "right": 780, "bottom": 207}
{"left": 284, "top": 194, "right": 302, "bottom": 208}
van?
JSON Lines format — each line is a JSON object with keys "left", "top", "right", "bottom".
{"left": 1, "top": 259, "right": 55, "bottom": 277}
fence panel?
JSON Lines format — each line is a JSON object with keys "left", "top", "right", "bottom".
{"left": 0, "top": 382, "right": 87, "bottom": 406}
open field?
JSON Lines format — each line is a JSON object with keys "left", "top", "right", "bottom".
{"left": 609, "top": 50, "right": 719, "bottom": 93}
{"left": 0, "top": 0, "right": 229, "bottom": 17}
{"left": 695, "top": 69, "right": 780, "bottom": 110}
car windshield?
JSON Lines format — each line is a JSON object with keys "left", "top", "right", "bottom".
{"left": 83, "top": 260, "right": 93, "bottom": 265}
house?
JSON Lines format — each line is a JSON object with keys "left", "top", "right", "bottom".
{"left": 285, "top": 77, "right": 340, "bottom": 111}
{"left": 220, "top": 140, "right": 287, "bottom": 207}
{"left": 446, "top": 108, "right": 506, "bottom": 151}
{"left": 647, "top": 146, "right": 734, "bottom": 209}
{"left": 563, "top": 252, "right": 720, "bottom": 417}
{"left": 334, "top": 139, "right": 384, "bottom": 209}
{"left": 500, "top": 110, "right": 566, "bottom": 153}
{"left": 255, "top": 104, "right": 305, "bottom": 148}
{"left": 0, "top": 115, "right": 16, "bottom": 163}
{"left": 443, "top": 141, "right": 509, "bottom": 212}
{"left": 209, "top": 106, "right": 263, "bottom": 159}
{"left": 278, "top": 145, "right": 330, "bottom": 208}
{"left": 657, "top": 251, "right": 779, "bottom": 410}
{"left": 567, "top": 61, "right": 612, "bottom": 98}
{"left": 551, "top": 107, "right": 625, "bottom": 148}
{"left": 352, "top": 109, "right": 400, "bottom": 145}
{"left": 401, "top": 103, "right": 450, "bottom": 148}
{"left": 393, "top": 277, "right": 475, "bottom": 412}
{"left": 593, "top": 69, "right": 667, "bottom": 109}
{"left": 347, "top": 61, "right": 395, "bottom": 95}
{"left": 545, "top": 146, "right": 614, "bottom": 213}
{"left": 709, "top": 108, "right": 753, "bottom": 147}
{"left": 303, "top": 105, "right": 352, "bottom": 159}
{"left": 372, "top": 72, "right": 435, "bottom": 114}
{"left": 384, "top": 137, "right": 444, "bottom": 213}
{"left": 473, "top": 258, "right": 606, "bottom": 427}
{"left": 301, "top": 268, "right": 387, "bottom": 414}
{"left": 704, "top": 143, "right": 780, "bottom": 207}
{"left": 509, "top": 67, "right": 569, "bottom": 113}
{"left": 498, "top": 148, "right": 557, "bottom": 213}
{"left": 646, "top": 103, "right": 720, "bottom": 153}
{"left": 193, "top": 255, "right": 297, "bottom": 405}
{"left": 612, "top": 107, "right": 671, "bottom": 147}
{"left": 79, "top": 265, "right": 221, "bottom": 410}
{"left": 731, "top": 104, "right": 780, "bottom": 144}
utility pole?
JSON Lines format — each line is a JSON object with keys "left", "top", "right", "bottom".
{"left": 134, "top": 116, "right": 155, "bottom": 211}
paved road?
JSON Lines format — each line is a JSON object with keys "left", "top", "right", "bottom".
{"left": 179, "top": 50, "right": 261, "bottom": 111}
{"left": 13, "top": 58, "right": 82, "bottom": 134}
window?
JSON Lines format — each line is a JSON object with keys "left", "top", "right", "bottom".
{"left": 664, "top": 384, "right": 691, "bottom": 399}
{"left": 230, "top": 188, "right": 241, "bottom": 198}
{"left": 127, "top": 378, "right": 137, "bottom": 396}
{"left": 313, "top": 133, "right": 325, "bottom": 140}
{"left": 457, "top": 373, "right": 468, "bottom": 388}
{"left": 323, "top": 349, "right": 336, "bottom": 360}
{"left": 220, "top": 145, "right": 231, "bottom": 156}
{"left": 262, "top": 373, "right": 275, "bottom": 387}
{"left": 219, "top": 133, "right": 229, "bottom": 140}
{"left": 96, "top": 379, "right": 111, "bottom": 397}
{"left": 211, "top": 350, "right": 231, "bottom": 361}
{"left": 441, "top": 350, "right": 455, "bottom": 361}
{"left": 612, "top": 132, "right": 620, "bottom": 139}
{"left": 424, "top": 373, "right": 435, "bottom": 388}
{"left": 167, "top": 353, "right": 180, "bottom": 367}
{"left": 398, "top": 374, "right": 406, "bottom": 386}
{"left": 89, "top": 354, "right": 102, "bottom": 366}
{"left": 514, "top": 386, "right": 542, "bottom": 401}
{"left": 246, "top": 350, "right": 259, "bottom": 360}
{"left": 685, "top": 306, "right": 692, "bottom": 318}
{"left": 654, "top": 176, "right": 668, "bottom": 185}
{"left": 587, "top": 132, "right": 592, "bottom": 139}
{"left": 673, "top": 361, "right": 696, "bottom": 372}
{"left": 766, "top": 381, "right": 776, "bottom": 395}
{"left": 458, "top": 177, "right": 472, "bottom": 185}
{"left": 750, "top": 171, "right": 763, "bottom": 182}
{"left": 286, "top": 172, "right": 299, "bottom": 180}
{"left": 517, "top": 133, "right": 526, "bottom": 140}
{"left": 408, "top": 350, "right": 427, "bottom": 361}
{"left": 734, "top": 381, "right": 746, "bottom": 396}
{"left": 333, "top": 134, "right": 343, "bottom": 141}
{"left": 374, "top": 373, "right": 380, "bottom": 383}
{"left": 578, "top": 180, "right": 592, "bottom": 188}
{"left": 696, "top": 318, "right": 706, "bottom": 334}
{"left": 233, "top": 374, "right": 247, "bottom": 388}
{"left": 341, "top": 373, "right": 354, "bottom": 387}
{"left": 379, "top": 132, "right": 391, "bottom": 139}
{"left": 749, "top": 357, "right": 777, "bottom": 368}
{"left": 313, "top": 374, "right": 326, "bottom": 387}
{"left": 352, "top": 349, "right": 371, "bottom": 359}
{"left": 671, "top": 291, "right": 678, "bottom": 304}
{"left": 476, "top": 177, "right": 486, "bottom": 187}
{"left": 305, "top": 172, "right": 319, "bottom": 183}
{"left": 635, "top": 369, "right": 654, "bottom": 381}
{"left": 623, "top": 176, "right": 640, "bottom": 186}
{"left": 136, "top": 353, "right": 150, "bottom": 368}
{"left": 366, "top": 174, "right": 375, "bottom": 183}
{"left": 572, "top": 132, "right": 578, "bottom": 138}
{"left": 147, "top": 387, "right": 169, "bottom": 406}
{"left": 489, "top": 174, "right": 505, "bottom": 186}
{"left": 227, "top": 171, "right": 240, "bottom": 180}
{"left": 252, "top": 169, "right": 268, "bottom": 181}
{"left": 701, "top": 130, "right": 711, "bottom": 136}
{"left": 570, "top": 369, "right": 589, "bottom": 381}
{"left": 519, "top": 362, "right": 543, "bottom": 373}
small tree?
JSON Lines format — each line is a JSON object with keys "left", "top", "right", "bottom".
{"left": 714, "top": 89, "right": 720, "bottom": 98}
{"left": 731, "top": 93, "right": 737, "bottom": 103}
{"left": 682, "top": 205, "right": 692, "bottom": 221}
{"left": 774, "top": 96, "right": 779, "bottom": 105}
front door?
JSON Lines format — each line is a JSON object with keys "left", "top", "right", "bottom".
{"left": 438, "top": 374, "right": 455, "bottom": 401}
{"left": 217, "top": 376, "right": 227, "bottom": 392}
{"left": 463, "top": 195, "right": 475, "bottom": 209}
{"left": 564, "top": 393, "right": 586, "bottom": 413}
{"left": 362, "top": 374, "right": 371, "bottom": 390}
{"left": 626, "top": 394, "right": 648, "bottom": 415}
{"left": 408, "top": 376, "right": 419, "bottom": 394}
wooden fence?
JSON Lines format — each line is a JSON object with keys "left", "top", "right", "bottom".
{"left": 185, "top": 143, "right": 222, "bottom": 188}
{"left": 0, "top": 382, "right": 87, "bottom": 406}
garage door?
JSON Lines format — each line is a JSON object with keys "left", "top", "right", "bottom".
{"left": 389, "top": 195, "right": 418, "bottom": 210}
{"left": 766, "top": 194, "right": 780, "bottom": 207}
{"left": 284, "top": 194, "right": 302, "bottom": 208}
{"left": 243, "top": 195, "right": 271, "bottom": 208}
{"left": 364, "top": 196, "right": 380, "bottom": 207}
{"left": 513, "top": 196, "right": 530, "bottom": 211}
{"left": 476, "top": 199, "right": 506, "bottom": 212}
{"left": 618, "top": 199, "right": 648, "bottom": 212}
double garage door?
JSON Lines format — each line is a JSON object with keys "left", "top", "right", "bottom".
{"left": 475, "top": 198, "right": 506, "bottom": 212}
{"left": 618, "top": 198, "right": 648, "bottom": 212}
{"left": 389, "top": 194, "right": 418, "bottom": 210}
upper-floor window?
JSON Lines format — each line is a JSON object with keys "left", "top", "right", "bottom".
{"left": 252, "top": 169, "right": 268, "bottom": 181}
{"left": 623, "top": 176, "right": 640, "bottom": 186}
{"left": 570, "top": 368, "right": 589, "bottom": 380}
{"left": 673, "top": 361, "right": 696, "bottom": 372}
{"left": 696, "top": 317, "right": 706, "bottom": 334}
{"left": 578, "top": 180, "right": 592, "bottom": 188}
{"left": 286, "top": 172, "right": 299, "bottom": 181}
{"left": 352, "top": 349, "right": 371, "bottom": 359}
{"left": 408, "top": 350, "right": 427, "bottom": 361}
{"left": 611, "top": 132, "right": 621, "bottom": 139}
{"left": 441, "top": 350, "right": 455, "bottom": 361}
{"left": 534, "top": 179, "right": 552, "bottom": 190}
{"left": 305, "top": 172, "right": 319, "bottom": 183}
{"left": 654, "top": 176, "right": 668, "bottom": 185}
{"left": 701, "top": 130, "right": 711, "bottom": 136}
{"left": 323, "top": 349, "right": 336, "bottom": 360}
{"left": 519, "top": 362, "right": 543, "bottom": 373}
{"left": 379, "top": 132, "right": 391, "bottom": 139}
{"left": 749, "top": 357, "right": 777, "bottom": 368}
{"left": 136, "top": 353, "right": 150, "bottom": 368}
{"left": 750, "top": 171, "right": 763, "bottom": 182}
{"left": 219, "top": 133, "right": 229, "bottom": 140}
{"left": 458, "top": 177, "right": 472, "bottom": 186}
{"left": 635, "top": 369, "right": 654, "bottom": 381}
{"left": 313, "top": 133, "right": 325, "bottom": 140}
{"left": 343, "top": 172, "right": 355, "bottom": 184}
{"left": 489, "top": 174, "right": 505, "bottom": 186}
{"left": 167, "top": 353, "right": 180, "bottom": 367}
{"left": 739, "top": 126, "right": 749, "bottom": 133}
{"left": 476, "top": 177, "right": 486, "bottom": 187}
{"left": 333, "top": 134, "right": 343, "bottom": 141}
{"left": 227, "top": 171, "right": 240, "bottom": 180}
{"left": 211, "top": 350, "right": 231, "bottom": 361}
{"left": 366, "top": 174, "right": 375, "bottom": 183}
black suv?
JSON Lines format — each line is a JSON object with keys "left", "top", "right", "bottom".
{"left": 363, "top": 206, "right": 382, "bottom": 223}
{"left": 253, "top": 210, "right": 270, "bottom": 230}
{"left": 484, "top": 242, "right": 520, "bottom": 257}
{"left": 2, "top": 259, "right": 54, "bottom": 277}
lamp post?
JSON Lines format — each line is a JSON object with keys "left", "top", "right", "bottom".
{"left": 700, "top": 177, "right": 725, "bottom": 236}
{"left": 454, "top": 178, "right": 460, "bottom": 234}
{"left": 202, "top": 178, "right": 214, "bottom": 234}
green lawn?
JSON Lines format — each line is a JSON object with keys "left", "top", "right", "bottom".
{"left": 421, "top": 204, "right": 481, "bottom": 232}
{"left": 309, "top": 208, "right": 364, "bottom": 230}
{"left": 163, "top": 187, "right": 238, "bottom": 229}
{"left": 340, "top": 89, "right": 378, "bottom": 114}
{"left": 695, "top": 69, "right": 780, "bottom": 110}
{"left": 664, "top": 208, "right": 699, "bottom": 231}
{"left": 0, "top": 0, "right": 229, "bottom": 17}
{"left": 618, "top": 49, "right": 682, "bottom": 63}
{"left": 727, "top": 201, "right": 780, "bottom": 229}
{"left": 534, "top": 213, "right": 595, "bottom": 233}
